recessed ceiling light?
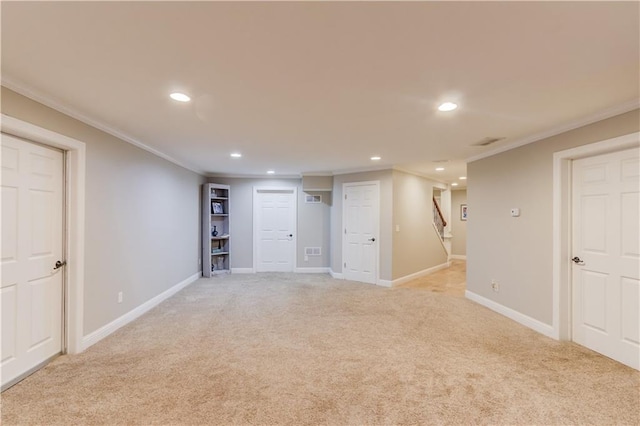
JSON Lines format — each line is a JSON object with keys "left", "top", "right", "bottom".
{"left": 459, "top": 176, "right": 467, "bottom": 180}
{"left": 370, "top": 156, "right": 381, "bottom": 161}
{"left": 435, "top": 167, "right": 445, "bottom": 171}
{"left": 169, "top": 92, "right": 191, "bottom": 102}
{"left": 230, "top": 152, "right": 242, "bottom": 158}
{"left": 437, "top": 102, "right": 458, "bottom": 112}
{"left": 451, "top": 182, "right": 459, "bottom": 187}
{"left": 267, "top": 170, "right": 275, "bottom": 174}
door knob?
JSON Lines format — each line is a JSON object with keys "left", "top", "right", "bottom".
{"left": 288, "top": 234, "right": 293, "bottom": 237}
{"left": 53, "top": 260, "right": 67, "bottom": 270}
{"left": 571, "top": 256, "right": 585, "bottom": 265}
{"left": 368, "top": 238, "right": 376, "bottom": 242}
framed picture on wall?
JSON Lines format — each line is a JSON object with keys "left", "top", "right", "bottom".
{"left": 461, "top": 204, "right": 468, "bottom": 221}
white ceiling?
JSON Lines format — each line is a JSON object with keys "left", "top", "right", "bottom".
{"left": 2, "top": 2, "right": 638, "bottom": 186}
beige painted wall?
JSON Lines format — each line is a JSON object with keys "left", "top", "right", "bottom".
{"left": 392, "top": 170, "right": 447, "bottom": 280}
{"left": 331, "top": 170, "right": 393, "bottom": 280}
{"left": 208, "top": 177, "right": 331, "bottom": 269}
{"left": 451, "top": 189, "right": 467, "bottom": 256}
{"left": 1, "top": 87, "right": 206, "bottom": 335}
{"left": 467, "top": 109, "right": 639, "bottom": 325}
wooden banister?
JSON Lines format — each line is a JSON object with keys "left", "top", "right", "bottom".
{"left": 432, "top": 196, "right": 447, "bottom": 227}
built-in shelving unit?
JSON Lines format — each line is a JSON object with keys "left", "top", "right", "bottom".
{"left": 202, "top": 183, "right": 230, "bottom": 277}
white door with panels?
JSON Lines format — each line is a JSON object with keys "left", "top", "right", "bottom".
{"left": 255, "top": 189, "right": 296, "bottom": 272}
{"left": 343, "top": 182, "right": 379, "bottom": 284}
{"left": 1, "top": 133, "right": 65, "bottom": 388}
{"left": 571, "top": 147, "right": 639, "bottom": 370}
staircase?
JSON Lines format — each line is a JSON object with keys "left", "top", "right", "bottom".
{"left": 433, "top": 196, "right": 452, "bottom": 259}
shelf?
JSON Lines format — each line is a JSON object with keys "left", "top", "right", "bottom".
{"left": 211, "top": 251, "right": 229, "bottom": 256}
{"left": 211, "top": 197, "right": 228, "bottom": 200}
{"left": 212, "top": 235, "right": 230, "bottom": 240}
{"left": 211, "top": 214, "right": 228, "bottom": 217}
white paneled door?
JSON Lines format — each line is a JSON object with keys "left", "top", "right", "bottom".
{"left": 1, "top": 133, "right": 64, "bottom": 388}
{"left": 255, "top": 189, "right": 296, "bottom": 272}
{"left": 343, "top": 182, "right": 379, "bottom": 284}
{"left": 572, "top": 147, "right": 639, "bottom": 370}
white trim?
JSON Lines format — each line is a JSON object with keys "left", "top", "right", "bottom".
{"left": 332, "top": 165, "right": 389, "bottom": 176}
{"left": 207, "top": 173, "right": 301, "bottom": 180}
{"left": 252, "top": 186, "right": 298, "bottom": 273}
{"left": 377, "top": 280, "right": 393, "bottom": 287}
{"left": 450, "top": 255, "right": 467, "bottom": 260}
{"left": 391, "top": 262, "right": 450, "bottom": 287}
{"left": 294, "top": 267, "right": 330, "bottom": 274}
{"left": 465, "top": 290, "right": 555, "bottom": 339}
{"left": 329, "top": 269, "right": 344, "bottom": 279}
{"left": 2, "top": 78, "right": 204, "bottom": 175}
{"left": 1, "top": 114, "right": 86, "bottom": 354}
{"left": 467, "top": 100, "right": 639, "bottom": 163}
{"left": 552, "top": 132, "right": 640, "bottom": 341}
{"left": 342, "top": 180, "right": 381, "bottom": 286}
{"left": 231, "top": 267, "right": 255, "bottom": 274}
{"left": 81, "top": 272, "right": 200, "bottom": 350}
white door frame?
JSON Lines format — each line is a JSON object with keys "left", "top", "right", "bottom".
{"left": 342, "top": 180, "right": 380, "bottom": 285}
{"left": 552, "top": 131, "right": 640, "bottom": 340}
{"left": 252, "top": 186, "right": 297, "bottom": 273}
{"left": 1, "top": 114, "right": 86, "bottom": 354}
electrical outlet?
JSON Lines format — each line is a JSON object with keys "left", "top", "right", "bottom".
{"left": 117, "top": 292, "right": 123, "bottom": 303}
{"left": 198, "top": 257, "right": 201, "bottom": 265}
{"left": 491, "top": 280, "right": 499, "bottom": 292}
{"left": 304, "top": 255, "right": 309, "bottom": 262}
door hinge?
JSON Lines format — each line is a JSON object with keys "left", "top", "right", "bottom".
{"left": 344, "top": 228, "right": 347, "bottom": 234}
{"left": 344, "top": 262, "right": 346, "bottom": 268}
{"left": 345, "top": 194, "right": 347, "bottom": 200}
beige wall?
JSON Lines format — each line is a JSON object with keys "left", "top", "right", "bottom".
{"left": 331, "top": 170, "right": 393, "bottom": 280}
{"left": 208, "top": 177, "right": 331, "bottom": 269}
{"left": 467, "top": 109, "right": 640, "bottom": 325}
{"left": 451, "top": 189, "right": 467, "bottom": 256}
{"left": 1, "top": 87, "right": 206, "bottom": 335}
{"left": 392, "top": 170, "right": 447, "bottom": 280}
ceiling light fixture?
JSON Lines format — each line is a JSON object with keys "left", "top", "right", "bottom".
{"left": 370, "top": 156, "right": 381, "bottom": 161}
{"left": 267, "top": 170, "right": 275, "bottom": 174}
{"left": 435, "top": 167, "right": 445, "bottom": 171}
{"left": 459, "top": 176, "right": 467, "bottom": 180}
{"left": 437, "top": 102, "right": 458, "bottom": 112}
{"left": 169, "top": 92, "right": 191, "bottom": 102}
{"left": 451, "top": 182, "right": 459, "bottom": 187}
{"left": 230, "top": 153, "right": 242, "bottom": 158}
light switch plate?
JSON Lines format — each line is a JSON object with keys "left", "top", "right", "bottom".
{"left": 510, "top": 208, "right": 520, "bottom": 217}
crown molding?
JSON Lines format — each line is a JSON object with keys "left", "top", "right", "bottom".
{"left": 1, "top": 77, "right": 205, "bottom": 175}
{"left": 466, "top": 99, "right": 640, "bottom": 163}
{"left": 331, "top": 165, "right": 391, "bottom": 176}
{"left": 205, "top": 173, "right": 301, "bottom": 180}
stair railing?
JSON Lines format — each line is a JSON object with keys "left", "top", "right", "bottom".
{"left": 433, "top": 196, "right": 447, "bottom": 240}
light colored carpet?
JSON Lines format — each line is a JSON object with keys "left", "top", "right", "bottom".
{"left": 1, "top": 272, "right": 638, "bottom": 425}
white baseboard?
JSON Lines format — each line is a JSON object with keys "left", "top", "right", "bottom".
{"left": 465, "top": 290, "right": 555, "bottom": 338}
{"left": 450, "top": 255, "right": 467, "bottom": 260}
{"left": 377, "top": 279, "right": 393, "bottom": 287}
{"left": 391, "top": 262, "right": 450, "bottom": 287}
{"left": 231, "top": 268, "right": 255, "bottom": 274}
{"left": 294, "top": 267, "right": 330, "bottom": 273}
{"left": 329, "top": 269, "right": 343, "bottom": 279}
{"left": 82, "top": 272, "right": 201, "bottom": 350}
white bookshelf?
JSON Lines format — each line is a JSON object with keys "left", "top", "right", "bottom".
{"left": 202, "top": 183, "right": 230, "bottom": 277}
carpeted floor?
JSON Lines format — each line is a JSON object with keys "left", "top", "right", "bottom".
{"left": 1, "top": 272, "right": 638, "bottom": 425}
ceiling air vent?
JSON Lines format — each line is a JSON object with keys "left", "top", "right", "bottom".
{"left": 472, "top": 137, "right": 505, "bottom": 147}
